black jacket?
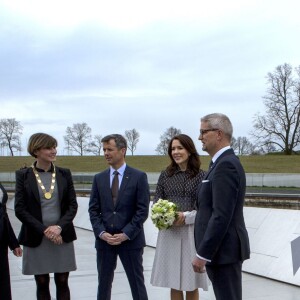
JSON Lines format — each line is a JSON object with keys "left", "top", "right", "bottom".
{"left": 0, "top": 183, "right": 20, "bottom": 300}
{"left": 14, "top": 166, "right": 78, "bottom": 247}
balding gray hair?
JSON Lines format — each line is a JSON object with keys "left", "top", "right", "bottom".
{"left": 201, "top": 113, "right": 233, "bottom": 141}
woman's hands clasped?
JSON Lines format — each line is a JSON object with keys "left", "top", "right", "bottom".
{"left": 44, "top": 225, "right": 63, "bottom": 245}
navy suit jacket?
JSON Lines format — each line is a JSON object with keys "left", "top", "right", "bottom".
{"left": 89, "top": 165, "right": 150, "bottom": 250}
{"left": 194, "top": 148, "right": 250, "bottom": 265}
{"left": 14, "top": 166, "right": 78, "bottom": 247}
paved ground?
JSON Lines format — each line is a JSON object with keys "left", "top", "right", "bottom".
{"left": 7, "top": 209, "right": 300, "bottom": 300}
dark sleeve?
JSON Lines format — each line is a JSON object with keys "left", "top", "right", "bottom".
{"left": 57, "top": 169, "right": 78, "bottom": 230}
{"left": 121, "top": 171, "right": 150, "bottom": 240}
{"left": 0, "top": 206, "right": 5, "bottom": 243}
{"left": 0, "top": 203, "right": 20, "bottom": 250}
{"left": 88, "top": 174, "right": 106, "bottom": 238}
{"left": 6, "top": 215, "right": 20, "bottom": 250}
{"left": 14, "top": 170, "right": 46, "bottom": 235}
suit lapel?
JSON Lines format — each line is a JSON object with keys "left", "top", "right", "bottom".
{"left": 204, "top": 148, "right": 235, "bottom": 179}
{"left": 56, "top": 168, "right": 64, "bottom": 202}
{"left": 105, "top": 169, "right": 112, "bottom": 194}
{"left": 0, "top": 183, "right": 8, "bottom": 205}
{"left": 204, "top": 164, "right": 215, "bottom": 179}
{"left": 116, "top": 166, "right": 131, "bottom": 207}
{"left": 28, "top": 168, "right": 41, "bottom": 203}
{"left": 103, "top": 169, "right": 114, "bottom": 208}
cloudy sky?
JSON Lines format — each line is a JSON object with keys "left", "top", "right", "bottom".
{"left": 1, "top": 0, "right": 299, "bottom": 155}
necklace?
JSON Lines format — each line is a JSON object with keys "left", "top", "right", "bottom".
{"left": 32, "top": 164, "right": 56, "bottom": 200}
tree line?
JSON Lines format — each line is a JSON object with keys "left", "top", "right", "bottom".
{"left": 1, "top": 63, "right": 300, "bottom": 156}
{"left": 63, "top": 125, "right": 141, "bottom": 156}
{"left": 0, "top": 121, "right": 263, "bottom": 156}
{"left": 0, "top": 122, "right": 142, "bottom": 156}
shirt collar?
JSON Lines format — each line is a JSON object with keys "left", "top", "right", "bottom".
{"left": 110, "top": 163, "right": 126, "bottom": 177}
{"left": 33, "top": 161, "right": 54, "bottom": 172}
{"left": 212, "top": 146, "right": 231, "bottom": 163}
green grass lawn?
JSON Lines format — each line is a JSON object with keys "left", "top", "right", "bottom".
{"left": 1, "top": 154, "right": 300, "bottom": 173}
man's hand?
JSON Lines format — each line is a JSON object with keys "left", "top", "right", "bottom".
{"left": 192, "top": 256, "right": 207, "bottom": 273}
{"left": 112, "top": 233, "right": 129, "bottom": 243}
{"left": 13, "top": 247, "right": 23, "bottom": 257}
{"left": 101, "top": 232, "right": 128, "bottom": 245}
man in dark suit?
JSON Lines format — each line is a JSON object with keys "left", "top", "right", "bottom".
{"left": 192, "top": 113, "right": 250, "bottom": 300}
{"left": 89, "top": 134, "right": 149, "bottom": 300}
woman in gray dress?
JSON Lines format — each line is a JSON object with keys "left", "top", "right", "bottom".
{"left": 151, "top": 134, "right": 208, "bottom": 300}
{"left": 15, "top": 133, "right": 78, "bottom": 300}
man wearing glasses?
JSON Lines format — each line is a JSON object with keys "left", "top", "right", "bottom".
{"left": 192, "top": 113, "right": 250, "bottom": 300}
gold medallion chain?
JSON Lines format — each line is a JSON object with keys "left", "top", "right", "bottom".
{"left": 32, "top": 164, "right": 56, "bottom": 200}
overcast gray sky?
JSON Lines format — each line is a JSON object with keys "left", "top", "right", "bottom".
{"left": 1, "top": 0, "right": 299, "bottom": 155}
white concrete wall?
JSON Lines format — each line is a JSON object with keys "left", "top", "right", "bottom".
{"left": 7, "top": 197, "right": 300, "bottom": 286}
{"left": 242, "top": 207, "right": 300, "bottom": 285}
{"left": 71, "top": 198, "right": 300, "bottom": 286}
{"left": 246, "top": 173, "right": 300, "bottom": 188}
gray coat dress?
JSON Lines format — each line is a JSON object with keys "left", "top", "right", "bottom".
{"left": 151, "top": 169, "right": 209, "bottom": 291}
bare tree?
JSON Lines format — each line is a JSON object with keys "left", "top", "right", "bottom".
{"left": 262, "top": 141, "right": 277, "bottom": 154}
{"left": 156, "top": 127, "right": 182, "bottom": 155}
{"left": 231, "top": 136, "right": 255, "bottom": 155}
{"left": 125, "top": 129, "right": 140, "bottom": 155}
{"left": 64, "top": 123, "right": 92, "bottom": 156}
{"left": 0, "top": 118, "right": 23, "bottom": 156}
{"left": 252, "top": 63, "right": 300, "bottom": 155}
{"left": 88, "top": 135, "right": 102, "bottom": 156}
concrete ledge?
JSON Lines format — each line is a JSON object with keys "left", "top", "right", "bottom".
{"left": 243, "top": 207, "right": 300, "bottom": 286}
{"left": 73, "top": 198, "right": 300, "bottom": 286}
{"left": 2, "top": 172, "right": 300, "bottom": 187}
{"left": 7, "top": 196, "right": 300, "bottom": 286}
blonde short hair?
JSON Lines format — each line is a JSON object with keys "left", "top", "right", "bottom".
{"left": 27, "top": 133, "right": 57, "bottom": 158}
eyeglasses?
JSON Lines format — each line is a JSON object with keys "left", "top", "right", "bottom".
{"left": 199, "top": 128, "right": 219, "bottom": 136}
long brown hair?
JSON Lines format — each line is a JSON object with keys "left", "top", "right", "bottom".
{"left": 166, "top": 134, "right": 201, "bottom": 177}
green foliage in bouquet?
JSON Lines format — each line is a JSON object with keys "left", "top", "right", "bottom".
{"left": 151, "top": 199, "right": 178, "bottom": 230}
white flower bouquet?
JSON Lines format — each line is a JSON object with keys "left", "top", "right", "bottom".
{"left": 151, "top": 199, "right": 178, "bottom": 230}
